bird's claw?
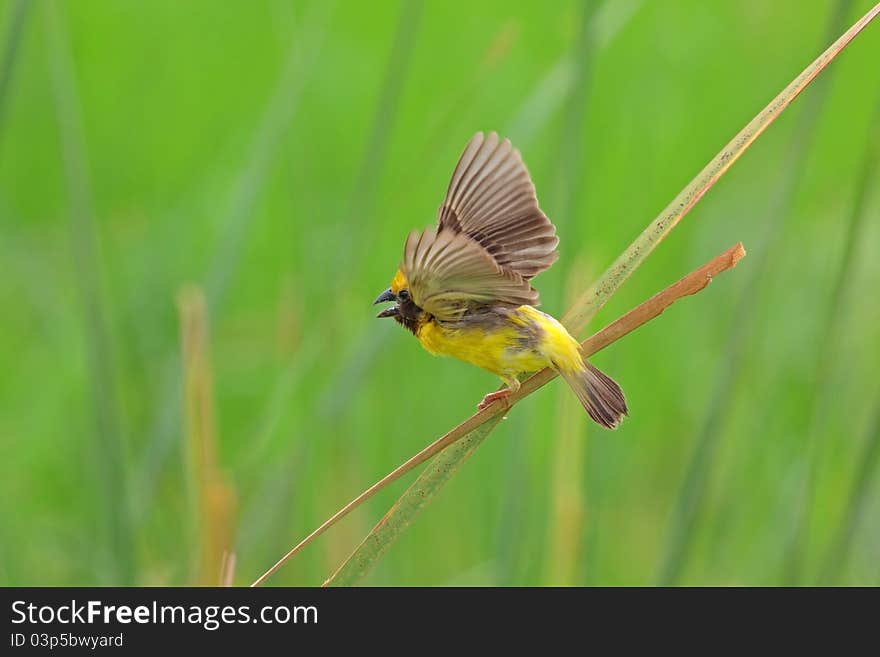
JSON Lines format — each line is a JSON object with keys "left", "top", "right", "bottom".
{"left": 477, "top": 389, "right": 512, "bottom": 411}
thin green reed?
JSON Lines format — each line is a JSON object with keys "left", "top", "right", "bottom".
{"left": 46, "top": 1, "right": 135, "bottom": 584}
{"left": 0, "top": 0, "right": 30, "bottom": 145}
{"left": 818, "top": 402, "right": 880, "bottom": 584}
{"left": 341, "top": 0, "right": 424, "bottom": 268}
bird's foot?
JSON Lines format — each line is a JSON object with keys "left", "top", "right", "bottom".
{"left": 477, "top": 388, "right": 512, "bottom": 411}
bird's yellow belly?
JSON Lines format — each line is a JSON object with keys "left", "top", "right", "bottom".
{"left": 416, "top": 305, "right": 581, "bottom": 378}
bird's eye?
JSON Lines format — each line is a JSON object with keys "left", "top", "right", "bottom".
{"left": 398, "top": 289, "right": 409, "bottom": 301}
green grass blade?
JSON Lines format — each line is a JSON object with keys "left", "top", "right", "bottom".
{"left": 338, "top": 0, "right": 423, "bottom": 265}
{"left": 0, "top": 0, "right": 30, "bottom": 146}
{"left": 655, "top": 0, "right": 857, "bottom": 586}
{"left": 542, "top": 0, "right": 600, "bottom": 579}
{"left": 818, "top": 402, "right": 880, "bottom": 585}
{"left": 46, "top": 1, "right": 134, "bottom": 584}
{"left": 552, "top": 0, "right": 600, "bottom": 240}
{"left": 204, "top": 2, "right": 337, "bottom": 311}
{"left": 506, "top": 0, "right": 643, "bottom": 146}
{"left": 320, "top": 4, "right": 879, "bottom": 585}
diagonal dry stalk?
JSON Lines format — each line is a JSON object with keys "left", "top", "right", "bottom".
{"left": 253, "top": 2, "right": 880, "bottom": 586}
{"left": 252, "top": 243, "right": 745, "bottom": 586}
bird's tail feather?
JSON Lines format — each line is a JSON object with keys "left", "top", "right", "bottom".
{"left": 558, "top": 361, "right": 627, "bottom": 429}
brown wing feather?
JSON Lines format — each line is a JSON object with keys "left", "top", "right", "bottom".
{"left": 401, "top": 227, "right": 538, "bottom": 322}
{"left": 437, "top": 131, "right": 559, "bottom": 279}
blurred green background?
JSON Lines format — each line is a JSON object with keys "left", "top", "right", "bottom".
{"left": 1, "top": 0, "right": 878, "bottom": 587}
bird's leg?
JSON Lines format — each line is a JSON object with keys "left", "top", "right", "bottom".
{"left": 477, "top": 376, "right": 520, "bottom": 411}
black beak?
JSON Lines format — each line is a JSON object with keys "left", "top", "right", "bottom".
{"left": 376, "top": 305, "right": 399, "bottom": 318}
{"left": 373, "top": 288, "right": 395, "bottom": 305}
{"left": 374, "top": 288, "right": 398, "bottom": 318}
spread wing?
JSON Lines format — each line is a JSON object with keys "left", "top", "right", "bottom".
{"left": 401, "top": 227, "right": 537, "bottom": 322}
{"left": 437, "top": 131, "right": 559, "bottom": 279}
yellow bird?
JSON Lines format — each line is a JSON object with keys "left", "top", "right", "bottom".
{"left": 374, "top": 132, "right": 627, "bottom": 428}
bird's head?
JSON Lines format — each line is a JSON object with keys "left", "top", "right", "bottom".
{"left": 373, "top": 270, "right": 426, "bottom": 334}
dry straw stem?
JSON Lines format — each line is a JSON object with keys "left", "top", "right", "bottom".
{"left": 178, "top": 286, "right": 238, "bottom": 585}
{"left": 251, "top": 243, "right": 745, "bottom": 586}
{"left": 220, "top": 552, "right": 237, "bottom": 588}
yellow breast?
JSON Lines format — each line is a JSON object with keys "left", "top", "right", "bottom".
{"left": 415, "top": 305, "right": 583, "bottom": 377}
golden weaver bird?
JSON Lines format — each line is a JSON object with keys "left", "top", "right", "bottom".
{"left": 374, "top": 132, "right": 627, "bottom": 428}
